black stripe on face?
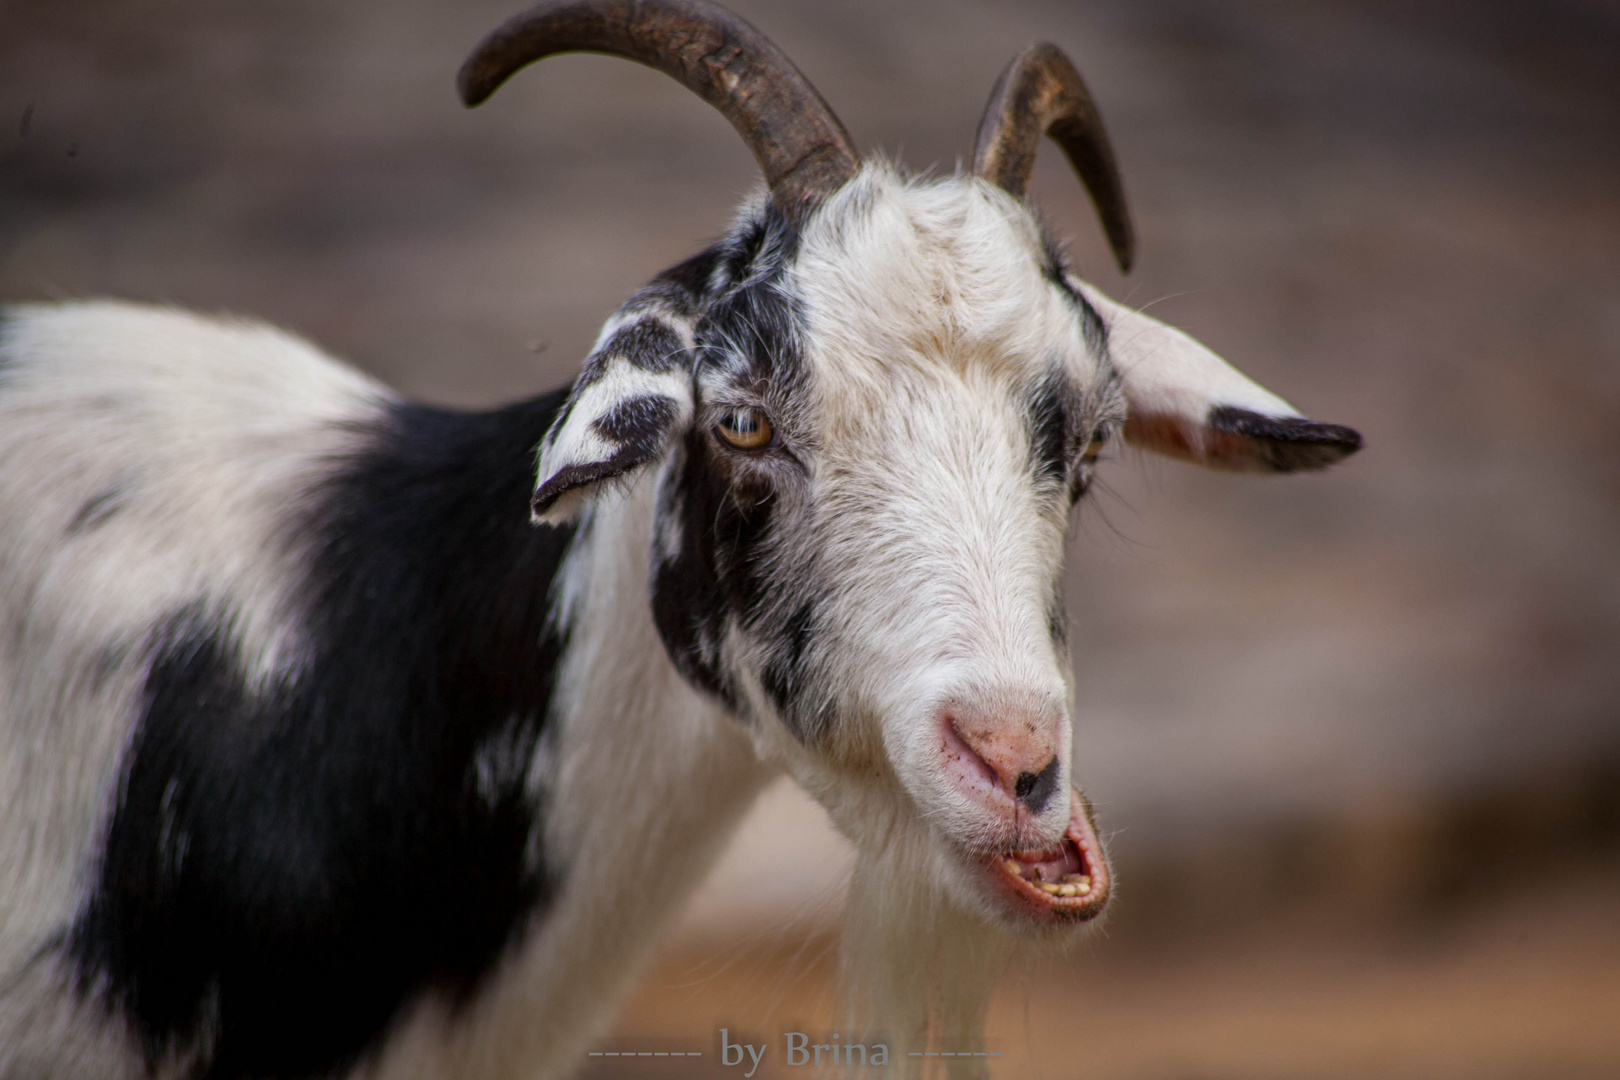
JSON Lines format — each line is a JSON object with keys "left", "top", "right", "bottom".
{"left": 757, "top": 598, "right": 827, "bottom": 739}
{"left": 647, "top": 204, "right": 831, "bottom": 740}
{"left": 1029, "top": 368, "right": 1073, "bottom": 484}
{"left": 650, "top": 436, "right": 741, "bottom": 713}
{"left": 650, "top": 408, "right": 831, "bottom": 742}
{"left": 71, "top": 392, "right": 574, "bottom": 1080}
{"left": 1029, "top": 365, "right": 1108, "bottom": 506}
{"left": 652, "top": 430, "right": 827, "bottom": 743}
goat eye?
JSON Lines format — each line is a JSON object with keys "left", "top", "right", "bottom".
{"left": 1080, "top": 430, "right": 1109, "bottom": 464}
{"left": 715, "top": 407, "right": 774, "bottom": 450}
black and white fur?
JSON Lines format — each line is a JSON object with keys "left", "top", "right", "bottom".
{"left": 0, "top": 162, "right": 1358, "bottom": 1080}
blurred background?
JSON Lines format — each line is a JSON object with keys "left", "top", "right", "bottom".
{"left": 4, "top": 0, "right": 1618, "bottom": 1076}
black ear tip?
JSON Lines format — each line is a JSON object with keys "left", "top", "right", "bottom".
{"left": 1299, "top": 424, "right": 1363, "bottom": 471}
{"left": 1324, "top": 423, "right": 1364, "bottom": 456}
{"left": 1207, "top": 406, "right": 1364, "bottom": 473}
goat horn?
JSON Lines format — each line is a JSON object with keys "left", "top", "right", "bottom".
{"left": 974, "top": 43, "right": 1135, "bottom": 273}
{"left": 459, "top": 0, "right": 860, "bottom": 224}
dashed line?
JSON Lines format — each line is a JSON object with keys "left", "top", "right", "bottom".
{"left": 586, "top": 1051, "right": 704, "bottom": 1057}
{"left": 907, "top": 1051, "right": 1005, "bottom": 1057}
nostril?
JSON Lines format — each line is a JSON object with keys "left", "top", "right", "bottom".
{"left": 1018, "top": 757, "right": 1061, "bottom": 813}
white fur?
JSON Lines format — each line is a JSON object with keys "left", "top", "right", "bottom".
{"left": 1082, "top": 285, "right": 1299, "bottom": 423}
{"left": 747, "top": 170, "right": 1112, "bottom": 1070}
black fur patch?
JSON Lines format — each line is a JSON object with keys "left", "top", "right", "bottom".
{"left": 608, "top": 319, "right": 686, "bottom": 374}
{"left": 650, "top": 424, "right": 784, "bottom": 718}
{"left": 692, "top": 206, "right": 806, "bottom": 390}
{"left": 650, "top": 440, "right": 736, "bottom": 712}
{"left": 1206, "top": 406, "right": 1363, "bottom": 472}
{"left": 71, "top": 390, "right": 576, "bottom": 1080}
{"left": 712, "top": 203, "right": 800, "bottom": 292}
{"left": 1029, "top": 366, "right": 1103, "bottom": 507}
{"left": 590, "top": 394, "right": 679, "bottom": 450}
{"left": 1028, "top": 368, "right": 1074, "bottom": 483}
{"left": 646, "top": 247, "right": 725, "bottom": 316}
{"left": 575, "top": 317, "right": 687, "bottom": 388}
{"left": 649, "top": 205, "right": 829, "bottom": 741}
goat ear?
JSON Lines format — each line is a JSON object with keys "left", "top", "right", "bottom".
{"left": 1081, "top": 286, "right": 1362, "bottom": 472}
{"left": 531, "top": 312, "right": 695, "bottom": 524}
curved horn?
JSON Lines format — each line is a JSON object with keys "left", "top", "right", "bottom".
{"left": 974, "top": 43, "right": 1135, "bottom": 273}
{"left": 459, "top": 0, "right": 859, "bottom": 224}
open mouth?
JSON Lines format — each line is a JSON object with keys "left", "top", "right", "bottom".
{"left": 985, "top": 790, "right": 1109, "bottom": 922}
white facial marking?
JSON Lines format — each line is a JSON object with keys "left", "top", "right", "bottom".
{"left": 730, "top": 166, "right": 1117, "bottom": 899}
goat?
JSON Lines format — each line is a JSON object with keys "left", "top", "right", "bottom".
{"left": 0, "top": 1, "right": 1362, "bottom": 1077}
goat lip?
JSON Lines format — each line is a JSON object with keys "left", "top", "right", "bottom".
{"left": 983, "top": 790, "right": 1109, "bottom": 924}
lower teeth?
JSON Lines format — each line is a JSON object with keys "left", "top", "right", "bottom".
{"left": 1003, "top": 860, "right": 1093, "bottom": 898}
{"left": 1034, "top": 874, "right": 1092, "bottom": 898}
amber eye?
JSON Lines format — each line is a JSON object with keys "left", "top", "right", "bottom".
{"left": 1080, "top": 430, "right": 1109, "bottom": 464}
{"left": 715, "top": 407, "right": 775, "bottom": 450}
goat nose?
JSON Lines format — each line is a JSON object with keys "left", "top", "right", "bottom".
{"left": 1013, "top": 758, "right": 1061, "bottom": 812}
{"left": 944, "top": 709, "right": 1064, "bottom": 814}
